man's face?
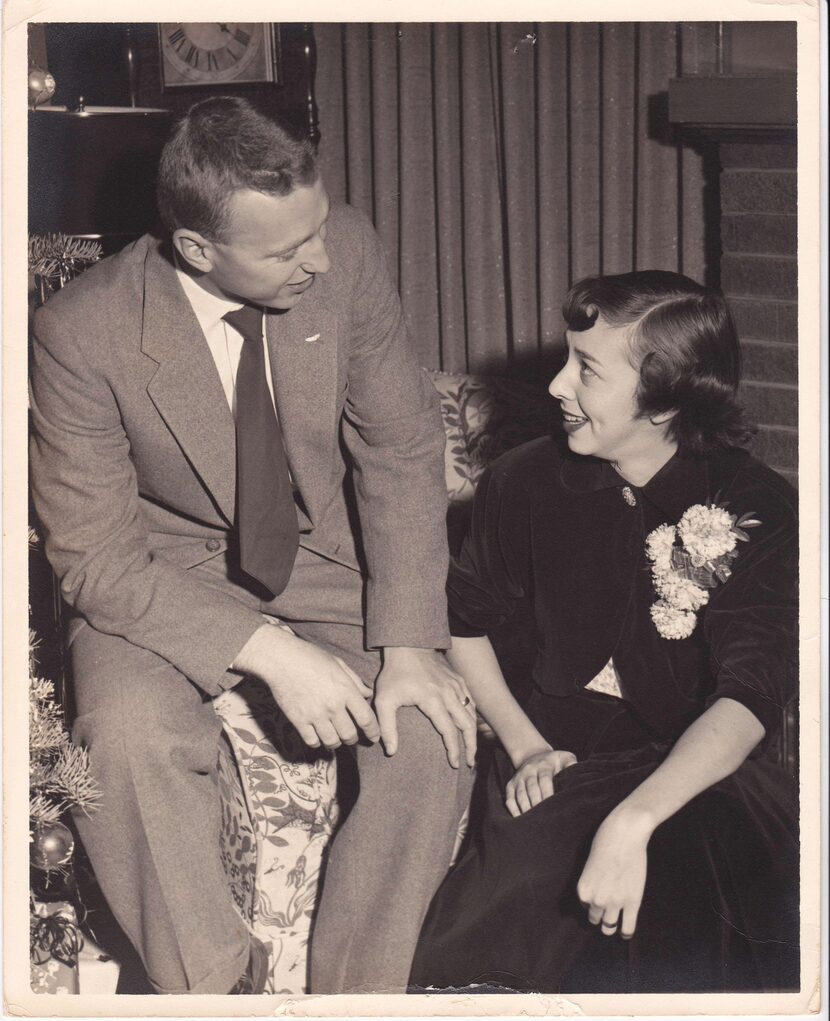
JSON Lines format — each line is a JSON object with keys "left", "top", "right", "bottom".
{"left": 204, "top": 178, "right": 331, "bottom": 309}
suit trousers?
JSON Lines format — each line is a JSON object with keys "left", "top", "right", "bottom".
{"left": 69, "top": 545, "right": 472, "bottom": 994}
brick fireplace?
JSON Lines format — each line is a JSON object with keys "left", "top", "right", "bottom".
{"left": 669, "top": 73, "right": 797, "bottom": 486}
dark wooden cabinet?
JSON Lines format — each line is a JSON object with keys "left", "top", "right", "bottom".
{"left": 38, "top": 23, "right": 318, "bottom": 141}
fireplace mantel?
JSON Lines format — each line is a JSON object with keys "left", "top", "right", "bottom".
{"left": 668, "top": 74, "right": 796, "bottom": 140}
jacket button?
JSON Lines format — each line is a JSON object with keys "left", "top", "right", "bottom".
{"left": 205, "top": 538, "right": 221, "bottom": 552}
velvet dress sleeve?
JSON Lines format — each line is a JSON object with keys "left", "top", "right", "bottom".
{"left": 702, "top": 467, "right": 798, "bottom": 740}
{"left": 447, "top": 455, "right": 532, "bottom": 638}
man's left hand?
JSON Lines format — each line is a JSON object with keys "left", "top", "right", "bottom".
{"left": 375, "top": 648, "right": 477, "bottom": 768}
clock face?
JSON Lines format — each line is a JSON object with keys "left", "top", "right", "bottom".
{"left": 160, "top": 23, "right": 273, "bottom": 85}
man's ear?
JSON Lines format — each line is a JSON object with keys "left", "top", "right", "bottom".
{"left": 649, "top": 408, "right": 677, "bottom": 426}
{"left": 172, "top": 229, "right": 215, "bottom": 273}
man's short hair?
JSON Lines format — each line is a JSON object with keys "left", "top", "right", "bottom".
{"left": 156, "top": 96, "right": 318, "bottom": 241}
{"left": 562, "top": 270, "right": 754, "bottom": 455}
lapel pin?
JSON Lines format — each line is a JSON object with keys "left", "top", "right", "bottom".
{"left": 304, "top": 333, "right": 321, "bottom": 343}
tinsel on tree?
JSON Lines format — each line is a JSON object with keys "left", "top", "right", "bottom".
{"left": 29, "top": 528, "right": 101, "bottom": 832}
{"left": 28, "top": 247, "right": 104, "bottom": 988}
{"left": 29, "top": 667, "right": 101, "bottom": 833}
{"left": 28, "top": 233, "right": 102, "bottom": 300}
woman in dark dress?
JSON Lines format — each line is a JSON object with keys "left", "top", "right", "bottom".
{"left": 410, "top": 271, "right": 799, "bottom": 994}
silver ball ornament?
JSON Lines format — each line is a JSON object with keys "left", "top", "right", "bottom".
{"left": 31, "top": 820, "right": 75, "bottom": 870}
{"left": 28, "top": 66, "right": 56, "bottom": 109}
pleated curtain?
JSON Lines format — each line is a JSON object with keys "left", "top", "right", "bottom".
{"left": 315, "top": 22, "right": 706, "bottom": 375}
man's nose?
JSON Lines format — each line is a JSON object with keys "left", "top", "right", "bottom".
{"left": 302, "top": 235, "right": 330, "bottom": 275}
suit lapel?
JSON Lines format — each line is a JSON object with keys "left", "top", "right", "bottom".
{"left": 140, "top": 240, "right": 237, "bottom": 524}
{"left": 266, "top": 285, "right": 339, "bottom": 527}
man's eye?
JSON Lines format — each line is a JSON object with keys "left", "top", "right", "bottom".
{"left": 275, "top": 251, "right": 297, "bottom": 262}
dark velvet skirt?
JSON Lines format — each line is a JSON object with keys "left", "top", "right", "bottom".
{"left": 410, "top": 689, "right": 799, "bottom": 994}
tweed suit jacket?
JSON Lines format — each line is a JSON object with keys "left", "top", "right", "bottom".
{"left": 29, "top": 204, "right": 450, "bottom": 697}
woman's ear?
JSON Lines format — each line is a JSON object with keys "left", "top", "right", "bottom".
{"left": 172, "top": 229, "right": 214, "bottom": 273}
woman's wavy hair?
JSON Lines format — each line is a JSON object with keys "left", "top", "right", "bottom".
{"left": 562, "top": 270, "right": 755, "bottom": 455}
{"left": 156, "top": 96, "right": 318, "bottom": 241}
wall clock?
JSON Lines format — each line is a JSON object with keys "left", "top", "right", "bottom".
{"left": 159, "top": 23, "right": 280, "bottom": 88}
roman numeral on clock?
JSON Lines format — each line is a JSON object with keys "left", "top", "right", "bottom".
{"left": 234, "top": 28, "right": 251, "bottom": 45}
{"left": 184, "top": 44, "right": 199, "bottom": 67}
{"left": 168, "top": 27, "right": 185, "bottom": 51}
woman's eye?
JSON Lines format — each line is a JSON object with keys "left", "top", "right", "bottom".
{"left": 579, "top": 361, "right": 596, "bottom": 378}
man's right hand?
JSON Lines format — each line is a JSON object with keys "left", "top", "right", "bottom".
{"left": 232, "top": 623, "right": 381, "bottom": 749}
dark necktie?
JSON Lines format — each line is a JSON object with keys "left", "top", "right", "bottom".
{"left": 223, "top": 305, "right": 299, "bottom": 596}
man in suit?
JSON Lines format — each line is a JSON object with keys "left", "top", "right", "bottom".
{"left": 29, "top": 96, "right": 475, "bottom": 995}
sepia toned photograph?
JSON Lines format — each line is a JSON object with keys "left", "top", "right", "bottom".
{"left": 3, "top": 2, "right": 824, "bottom": 1016}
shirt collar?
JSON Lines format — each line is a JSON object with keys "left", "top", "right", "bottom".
{"left": 558, "top": 443, "right": 749, "bottom": 523}
{"left": 174, "top": 254, "right": 245, "bottom": 336}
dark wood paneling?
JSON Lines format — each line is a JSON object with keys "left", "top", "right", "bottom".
{"left": 29, "top": 108, "right": 171, "bottom": 237}
{"left": 44, "top": 24, "right": 134, "bottom": 108}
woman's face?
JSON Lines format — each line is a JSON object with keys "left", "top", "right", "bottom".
{"left": 548, "top": 315, "right": 672, "bottom": 467}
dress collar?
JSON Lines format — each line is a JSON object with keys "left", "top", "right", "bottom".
{"left": 173, "top": 250, "right": 245, "bottom": 335}
{"left": 559, "top": 442, "right": 750, "bottom": 523}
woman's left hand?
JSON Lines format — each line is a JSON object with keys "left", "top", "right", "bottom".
{"left": 576, "top": 806, "right": 654, "bottom": 939}
{"left": 505, "top": 748, "right": 577, "bottom": 817}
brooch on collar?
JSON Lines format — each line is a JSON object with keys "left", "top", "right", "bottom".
{"left": 645, "top": 502, "right": 761, "bottom": 640}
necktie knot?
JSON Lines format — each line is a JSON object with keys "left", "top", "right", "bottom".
{"left": 223, "top": 305, "right": 264, "bottom": 344}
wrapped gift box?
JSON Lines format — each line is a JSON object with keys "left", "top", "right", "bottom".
{"left": 31, "top": 900, "right": 120, "bottom": 994}
{"left": 31, "top": 901, "right": 80, "bottom": 994}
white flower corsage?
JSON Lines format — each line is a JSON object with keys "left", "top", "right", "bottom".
{"left": 645, "top": 502, "right": 761, "bottom": 640}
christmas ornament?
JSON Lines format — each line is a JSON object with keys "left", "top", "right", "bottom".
{"left": 31, "top": 821, "right": 75, "bottom": 871}
{"left": 28, "top": 66, "right": 56, "bottom": 109}
{"left": 29, "top": 234, "right": 103, "bottom": 301}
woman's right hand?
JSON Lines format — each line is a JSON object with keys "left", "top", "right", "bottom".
{"left": 505, "top": 747, "right": 577, "bottom": 817}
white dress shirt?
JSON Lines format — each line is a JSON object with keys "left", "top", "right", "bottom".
{"left": 585, "top": 658, "right": 625, "bottom": 699}
{"left": 174, "top": 264, "right": 277, "bottom": 417}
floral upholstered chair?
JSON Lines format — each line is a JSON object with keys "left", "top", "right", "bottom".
{"left": 214, "top": 668, "right": 338, "bottom": 994}
{"left": 213, "top": 369, "right": 554, "bottom": 994}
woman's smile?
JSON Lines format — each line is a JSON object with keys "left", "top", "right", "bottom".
{"left": 561, "top": 408, "right": 588, "bottom": 432}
